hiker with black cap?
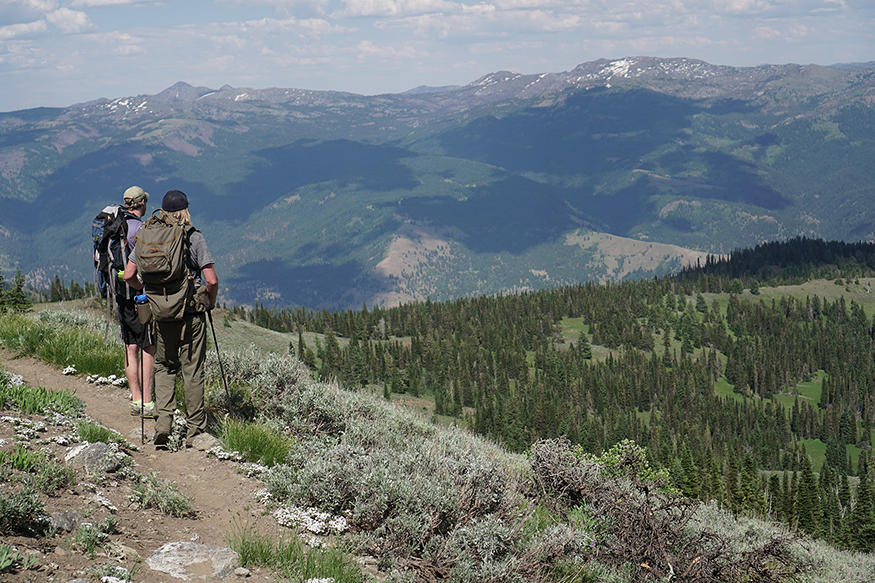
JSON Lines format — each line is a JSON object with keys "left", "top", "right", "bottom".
{"left": 120, "top": 186, "right": 156, "bottom": 419}
{"left": 124, "top": 189, "right": 218, "bottom": 448}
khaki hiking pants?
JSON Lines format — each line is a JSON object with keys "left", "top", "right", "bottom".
{"left": 153, "top": 312, "right": 207, "bottom": 441}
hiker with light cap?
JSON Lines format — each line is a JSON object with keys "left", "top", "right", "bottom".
{"left": 119, "top": 185, "right": 156, "bottom": 419}
{"left": 124, "top": 189, "right": 219, "bottom": 448}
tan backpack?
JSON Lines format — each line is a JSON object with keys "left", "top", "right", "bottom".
{"left": 135, "top": 213, "right": 197, "bottom": 321}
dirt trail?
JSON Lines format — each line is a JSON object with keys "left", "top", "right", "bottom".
{"left": 1, "top": 348, "right": 277, "bottom": 582}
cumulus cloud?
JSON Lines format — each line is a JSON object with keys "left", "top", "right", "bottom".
{"left": 0, "top": 19, "right": 48, "bottom": 39}
{"left": 0, "top": 0, "right": 57, "bottom": 27}
{"left": 47, "top": 8, "right": 94, "bottom": 33}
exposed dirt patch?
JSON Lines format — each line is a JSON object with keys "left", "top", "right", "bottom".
{"left": 0, "top": 348, "right": 278, "bottom": 583}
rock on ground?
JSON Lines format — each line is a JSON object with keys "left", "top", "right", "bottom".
{"left": 145, "top": 542, "right": 240, "bottom": 580}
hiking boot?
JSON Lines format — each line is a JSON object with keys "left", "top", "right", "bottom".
{"left": 153, "top": 432, "right": 170, "bottom": 446}
{"left": 142, "top": 401, "right": 157, "bottom": 419}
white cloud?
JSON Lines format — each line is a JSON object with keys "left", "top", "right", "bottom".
{"left": 47, "top": 8, "right": 95, "bottom": 33}
{"left": 68, "top": 0, "right": 165, "bottom": 7}
{"left": 753, "top": 25, "right": 782, "bottom": 38}
{"left": 339, "top": 0, "right": 459, "bottom": 17}
{"left": 356, "top": 38, "right": 424, "bottom": 58}
{"left": 89, "top": 30, "right": 147, "bottom": 55}
{"left": 217, "top": 0, "right": 333, "bottom": 19}
{"left": 237, "top": 16, "right": 345, "bottom": 34}
{"left": 0, "top": 19, "right": 48, "bottom": 39}
{"left": 0, "top": 0, "right": 57, "bottom": 27}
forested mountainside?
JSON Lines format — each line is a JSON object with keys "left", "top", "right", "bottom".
{"left": 1, "top": 58, "right": 874, "bottom": 309}
{"left": 219, "top": 237, "right": 875, "bottom": 550}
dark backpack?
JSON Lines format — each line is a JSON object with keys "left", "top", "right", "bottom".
{"left": 92, "top": 204, "right": 137, "bottom": 300}
{"left": 92, "top": 204, "right": 138, "bottom": 343}
{"left": 135, "top": 212, "right": 198, "bottom": 321}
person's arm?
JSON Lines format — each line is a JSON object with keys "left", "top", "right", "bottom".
{"left": 124, "top": 260, "right": 142, "bottom": 290}
{"left": 202, "top": 264, "right": 218, "bottom": 309}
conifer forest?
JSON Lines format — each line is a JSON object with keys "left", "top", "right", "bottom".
{"left": 226, "top": 238, "right": 875, "bottom": 551}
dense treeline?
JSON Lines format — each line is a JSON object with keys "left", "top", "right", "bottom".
{"left": 239, "top": 237, "right": 875, "bottom": 550}
{"left": 678, "top": 236, "right": 875, "bottom": 288}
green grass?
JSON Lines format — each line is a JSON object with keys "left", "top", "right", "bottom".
{"left": 77, "top": 419, "right": 126, "bottom": 445}
{"left": 773, "top": 371, "right": 824, "bottom": 409}
{"left": 713, "top": 377, "right": 744, "bottom": 404}
{"left": 228, "top": 520, "right": 363, "bottom": 583}
{"left": 0, "top": 311, "right": 121, "bottom": 377}
{"left": 801, "top": 438, "right": 828, "bottom": 469}
{"left": 0, "top": 378, "right": 83, "bottom": 416}
{"left": 1, "top": 444, "right": 43, "bottom": 472}
{"left": 219, "top": 418, "right": 292, "bottom": 467}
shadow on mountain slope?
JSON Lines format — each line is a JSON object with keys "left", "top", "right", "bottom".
{"left": 202, "top": 140, "right": 419, "bottom": 224}
{"left": 394, "top": 175, "right": 578, "bottom": 254}
{"left": 227, "top": 259, "right": 368, "bottom": 308}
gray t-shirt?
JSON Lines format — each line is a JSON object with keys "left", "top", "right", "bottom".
{"left": 187, "top": 230, "right": 214, "bottom": 286}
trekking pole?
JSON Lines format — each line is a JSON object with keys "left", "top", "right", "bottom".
{"left": 139, "top": 344, "right": 145, "bottom": 444}
{"left": 206, "top": 309, "right": 233, "bottom": 416}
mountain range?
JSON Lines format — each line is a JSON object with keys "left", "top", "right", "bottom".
{"left": 1, "top": 56, "right": 874, "bottom": 310}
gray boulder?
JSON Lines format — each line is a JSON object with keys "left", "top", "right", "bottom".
{"left": 145, "top": 542, "right": 240, "bottom": 580}
{"left": 190, "top": 432, "right": 221, "bottom": 451}
{"left": 64, "top": 442, "right": 122, "bottom": 474}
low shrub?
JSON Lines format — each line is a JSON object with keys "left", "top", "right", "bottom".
{"left": 528, "top": 438, "right": 806, "bottom": 583}
{"left": 29, "top": 458, "right": 76, "bottom": 495}
{"left": 130, "top": 472, "right": 193, "bottom": 517}
{"left": 74, "top": 515, "right": 118, "bottom": 558}
{"left": 0, "top": 488, "right": 48, "bottom": 536}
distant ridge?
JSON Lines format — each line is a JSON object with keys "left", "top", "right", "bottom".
{"left": 828, "top": 61, "right": 875, "bottom": 70}
{"left": 402, "top": 85, "right": 461, "bottom": 95}
{"left": 0, "top": 56, "right": 873, "bottom": 310}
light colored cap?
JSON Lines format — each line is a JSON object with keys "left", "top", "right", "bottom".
{"left": 123, "top": 186, "right": 149, "bottom": 205}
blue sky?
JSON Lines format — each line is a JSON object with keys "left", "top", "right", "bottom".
{"left": 0, "top": 0, "right": 873, "bottom": 112}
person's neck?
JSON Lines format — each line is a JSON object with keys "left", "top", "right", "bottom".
{"left": 130, "top": 207, "right": 144, "bottom": 218}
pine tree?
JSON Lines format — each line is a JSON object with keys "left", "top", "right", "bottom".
{"left": 577, "top": 329, "right": 592, "bottom": 360}
{"left": 850, "top": 476, "right": 875, "bottom": 552}
{"left": 739, "top": 451, "right": 760, "bottom": 515}
{"left": 6, "top": 269, "right": 31, "bottom": 312}
{"left": 680, "top": 442, "right": 699, "bottom": 498}
{"left": 798, "top": 454, "right": 820, "bottom": 536}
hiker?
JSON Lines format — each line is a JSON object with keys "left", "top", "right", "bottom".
{"left": 119, "top": 186, "right": 157, "bottom": 419}
{"left": 124, "top": 189, "right": 218, "bottom": 448}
